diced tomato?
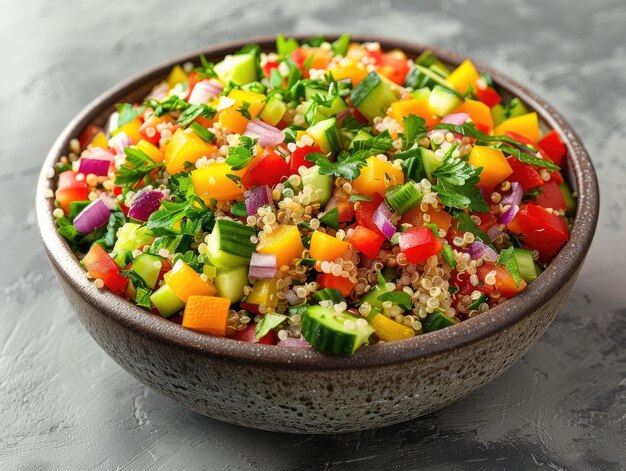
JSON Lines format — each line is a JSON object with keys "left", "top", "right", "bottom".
{"left": 507, "top": 203, "right": 569, "bottom": 260}
{"left": 398, "top": 227, "right": 444, "bottom": 263}
{"left": 475, "top": 86, "right": 501, "bottom": 108}
{"left": 155, "top": 259, "right": 173, "bottom": 286}
{"left": 504, "top": 131, "right": 537, "bottom": 147}
{"left": 474, "top": 122, "right": 491, "bottom": 134}
{"left": 79, "top": 125, "right": 103, "bottom": 150}
{"left": 242, "top": 148, "right": 291, "bottom": 188}
{"left": 549, "top": 169, "right": 564, "bottom": 185}
{"left": 506, "top": 156, "right": 544, "bottom": 191}
{"left": 289, "top": 144, "right": 320, "bottom": 174}
{"left": 473, "top": 212, "right": 497, "bottom": 233}
{"left": 477, "top": 262, "right": 527, "bottom": 298}
{"left": 290, "top": 47, "right": 332, "bottom": 77}
{"left": 377, "top": 51, "right": 410, "bottom": 85}
{"left": 348, "top": 225, "right": 385, "bottom": 259}
{"left": 317, "top": 273, "right": 356, "bottom": 297}
{"left": 263, "top": 60, "right": 280, "bottom": 79}
{"left": 538, "top": 130, "right": 566, "bottom": 166}
{"left": 240, "top": 302, "right": 261, "bottom": 315}
{"left": 325, "top": 187, "right": 355, "bottom": 223}
{"left": 231, "top": 325, "right": 276, "bottom": 345}
{"left": 55, "top": 171, "right": 89, "bottom": 213}
{"left": 186, "top": 71, "right": 200, "bottom": 99}
{"left": 535, "top": 181, "right": 566, "bottom": 211}
{"left": 82, "top": 244, "right": 129, "bottom": 293}
{"left": 355, "top": 193, "right": 385, "bottom": 236}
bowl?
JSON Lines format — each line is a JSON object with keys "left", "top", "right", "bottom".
{"left": 36, "top": 35, "right": 599, "bottom": 433}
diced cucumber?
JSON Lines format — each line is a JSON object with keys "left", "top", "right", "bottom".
{"left": 348, "top": 129, "right": 373, "bottom": 150}
{"left": 411, "top": 87, "right": 431, "bottom": 100}
{"left": 559, "top": 183, "right": 577, "bottom": 216}
{"left": 301, "top": 305, "right": 374, "bottom": 356}
{"left": 306, "top": 117, "right": 343, "bottom": 155}
{"left": 414, "top": 50, "right": 449, "bottom": 72}
{"left": 112, "top": 249, "right": 133, "bottom": 268}
{"left": 215, "top": 266, "right": 249, "bottom": 304}
{"left": 150, "top": 283, "right": 185, "bottom": 318}
{"left": 423, "top": 310, "right": 458, "bottom": 332}
{"left": 350, "top": 71, "right": 399, "bottom": 121}
{"left": 420, "top": 148, "right": 443, "bottom": 179}
{"left": 203, "top": 264, "right": 217, "bottom": 280}
{"left": 132, "top": 253, "right": 164, "bottom": 289}
{"left": 113, "top": 223, "right": 155, "bottom": 252}
{"left": 357, "top": 276, "right": 391, "bottom": 318}
{"left": 304, "top": 85, "right": 329, "bottom": 101}
{"left": 512, "top": 248, "right": 540, "bottom": 283}
{"left": 206, "top": 219, "right": 255, "bottom": 268}
{"left": 311, "top": 288, "right": 345, "bottom": 305}
{"left": 305, "top": 96, "right": 349, "bottom": 125}
{"left": 428, "top": 85, "right": 463, "bottom": 117}
{"left": 258, "top": 94, "right": 287, "bottom": 126}
{"left": 241, "top": 81, "right": 267, "bottom": 94}
{"left": 491, "top": 98, "right": 529, "bottom": 126}
{"left": 301, "top": 166, "right": 332, "bottom": 205}
{"left": 385, "top": 182, "right": 423, "bottom": 215}
{"left": 214, "top": 52, "right": 258, "bottom": 85}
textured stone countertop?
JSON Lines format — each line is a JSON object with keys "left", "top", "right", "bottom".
{"left": 1, "top": 0, "right": 625, "bottom": 469}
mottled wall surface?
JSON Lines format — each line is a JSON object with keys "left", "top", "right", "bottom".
{"left": 1, "top": 0, "right": 625, "bottom": 469}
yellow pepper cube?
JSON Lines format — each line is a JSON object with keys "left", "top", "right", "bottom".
{"left": 454, "top": 100, "right": 494, "bottom": 132}
{"left": 165, "top": 127, "right": 217, "bottom": 175}
{"left": 227, "top": 89, "right": 266, "bottom": 118}
{"left": 329, "top": 60, "right": 368, "bottom": 86}
{"left": 445, "top": 59, "right": 480, "bottom": 94}
{"left": 167, "top": 64, "right": 188, "bottom": 88}
{"left": 468, "top": 146, "right": 513, "bottom": 191}
{"left": 89, "top": 132, "right": 109, "bottom": 149}
{"left": 494, "top": 112, "right": 539, "bottom": 143}
{"left": 245, "top": 279, "right": 278, "bottom": 309}
{"left": 351, "top": 156, "right": 405, "bottom": 198}
{"left": 309, "top": 231, "right": 349, "bottom": 262}
{"left": 135, "top": 139, "right": 165, "bottom": 163}
{"left": 191, "top": 162, "right": 245, "bottom": 202}
{"left": 112, "top": 118, "right": 143, "bottom": 144}
{"left": 218, "top": 89, "right": 266, "bottom": 134}
{"left": 166, "top": 260, "right": 217, "bottom": 302}
{"left": 370, "top": 313, "right": 415, "bottom": 342}
{"left": 257, "top": 225, "right": 304, "bottom": 268}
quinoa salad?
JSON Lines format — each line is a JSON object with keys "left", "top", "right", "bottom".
{"left": 49, "top": 35, "right": 575, "bottom": 356}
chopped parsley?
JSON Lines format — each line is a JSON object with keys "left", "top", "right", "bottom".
{"left": 497, "top": 246, "right": 521, "bottom": 287}
{"left": 305, "top": 150, "right": 368, "bottom": 181}
{"left": 225, "top": 136, "right": 258, "bottom": 170}
{"left": 115, "top": 147, "right": 164, "bottom": 188}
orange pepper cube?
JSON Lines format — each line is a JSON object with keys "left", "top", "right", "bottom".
{"left": 309, "top": 231, "right": 350, "bottom": 262}
{"left": 468, "top": 146, "right": 513, "bottom": 191}
{"left": 329, "top": 60, "right": 368, "bottom": 86}
{"left": 166, "top": 259, "right": 217, "bottom": 302}
{"left": 494, "top": 112, "right": 540, "bottom": 143}
{"left": 454, "top": 100, "right": 494, "bottom": 132}
{"left": 164, "top": 127, "right": 217, "bottom": 175}
{"left": 400, "top": 206, "right": 453, "bottom": 234}
{"left": 257, "top": 225, "right": 304, "bottom": 268}
{"left": 191, "top": 162, "right": 245, "bottom": 202}
{"left": 182, "top": 295, "right": 230, "bottom": 336}
{"left": 351, "top": 156, "right": 404, "bottom": 198}
{"left": 389, "top": 99, "right": 439, "bottom": 129}
{"left": 445, "top": 59, "right": 480, "bottom": 94}
{"left": 135, "top": 139, "right": 165, "bottom": 163}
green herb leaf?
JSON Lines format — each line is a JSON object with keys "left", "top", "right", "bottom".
{"left": 497, "top": 145, "right": 559, "bottom": 171}
{"left": 349, "top": 194, "right": 372, "bottom": 202}
{"left": 195, "top": 54, "right": 218, "bottom": 79}
{"left": 288, "top": 303, "right": 309, "bottom": 317}
{"left": 255, "top": 313, "right": 287, "bottom": 340}
{"left": 377, "top": 291, "right": 412, "bottom": 311}
{"left": 453, "top": 212, "right": 493, "bottom": 246}
{"left": 303, "top": 51, "right": 316, "bottom": 70}
{"left": 350, "top": 130, "right": 393, "bottom": 154}
{"left": 497, "top": 246, "right": 521, "bottom": 287}
{"left": 190, "top": 122, "right": 215, "bottom": 143}
{"left": 94, "top": 211, "right": 126, "bottom": 249}
{"left": 296, "top": 258, "right": 316, "bottom": 267}
{"left": 116, "top": 103, "right": 145, "bottom": 128}
{"left": 276, "top": 34, "right": 299, "bottom": 57}
{"left": 305, "top": 150, "right": 368, "bottom": 181}
{"left": 331, "top": 34, "right": 351, "bottom": 57}
{"left": 320, "top": 207, "right": 339, "bottom": 230}
{"left": 225, "top": 135, "right": 258, "bottom": 170}
{"left": 230, "top": 201, "right": 248, "bottom": 217}
{"left": 115, "top": 147, "right": 164, "bottom": 188}
{"left": 302, "top": 36, "right": 326, "bottom": 47}
{"left": 177, "top": 103, "right": 216, "bottom": 128}
{"left": 237, "top": 101, "right": 252, "bottom": 120}
{"left": 270, "top": 69, "right": 284, "bottom": 89}
{"left": 402, "top": 115, "right": 428, "bottom": 150}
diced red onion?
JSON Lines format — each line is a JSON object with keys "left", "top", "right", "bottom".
{"left": 244, "top": 185, "right": 274, "bottom": 215}
{"left": 78, "top": 158, "right": 111, "bottom": 176}
{"left": 441, "top": 112, "right": 470, "bottom": 125}
{"left": 148, "top": 82, "right": 169, "bottom": 100}
{"left": 243, "top": 119, "right": 285, "bottom": 148}
{"left": 487, "top": 226, "right": 504, "bottom": 242}
{"left": 277, "top": 337, "right": 311, "bottom": 348}
{"left": 99, "top": 193, "right": 119, "bottom": 211}
{"left": 497, "top": 204, "right": 519, "bottom": 225}
{"left": 188, "top": 80, "right": 223, "bottom": 105}
{"left": 501, "top": 182, "right": 523, "bottom": 207}
{"left": 248, "top": 253, "right": 277, "bottom": 279}
{"left": 108, "top": 132, "right": 133, "bottom": 154}
{"left": 373, "top": 203, "right": 396, "bottom": 240}
{"left": 469, "top": 241, "right": 498, "bottom": 262}
{"left": 128, "top": 190, "right": 164, "bottom": 221}
{"left": 73, "top": 198, "right": 111, "bottom": 233}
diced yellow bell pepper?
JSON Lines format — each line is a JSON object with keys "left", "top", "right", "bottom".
{"left": 454, "top": 100, "right": 494, "bottom": 132}
{"left": 257, "top": 225, "right": 304, "bottom": 268}
{"left": 227, "top": 89, "right": 266, "bottom": 117}
{"left": 309, "top": 231, "right": 350, "bottom": 262}
{"left": 370, "top": 314, "right": 415, "bottom": 342}
{"left": 468, "top": 146, "right": 513, "bottom": 190}
{"left": 135, "top": 139, "right": 165, "bottom": 163}
{"left": 164, "top": 127, "right": 217, "bottom": 175}
{"left": 167, "top": 65, "right": 188, "bottom": 88}
{"left": 245, "top": 279, "right": 278, "bottom": 309}
{"left": 446, "top": 59, "right": 480, "bottom": 94}
{"left": 351, "top": 156, "right": 405, "bottom": 198}
{"left": 112, "top": 118, "right": 143, "bottom": 144}
{"left": 494, "top": 112, "right": 539, "bottom": 143}
{"left": 191, "top": 162, "right": 245, "bottom": 202}
{"left": 388, "top": 99, "right": 439, "bottom": 129}
{"left": 218, "top": 89, "right": 266, "bottom": 134}
{"left": 165, "top": 259, "right": 217, "bottom": 303}
{"left": 329, "top": 60, "right": 368, "bottom": 86}
{"left": 89, "top": 132, "right": 109, "bottom": 149}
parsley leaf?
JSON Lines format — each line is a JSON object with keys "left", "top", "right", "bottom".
{"left": 116, "top": 103, "right": 145, "bottom": 128}
{"left": 195, "top": 54, "right": 218, "bottom": 79}
{"left": 319, "top": 207, "right": 339, "bottom": 229}
{"left": 401, "top": 115, "right": 428, "bottom": 150}
{"left": 497, "top": 145, "right": 559, "bottom": 171}
{"left": 276, "top": 34, "right": 299, "bottom": 58}
{"left": 255, "top": 313, "right": 287, "bottom": 340}
{"left": 497, "top": 246, "right": 521, "bottom": 287}
{"left": 120, "top": 270, "right": 153, "bottom": 309}
{"left": 350, "top": 130, "right": 393, "bottom": 154}
{"left": 377, "top": 291, "right": 412, "bottom": 311}
{"left": 225, "top": 136, "right": 258, "bottom": 170}
{"left": 453, "top": 212, "right": 492, "bottom": 246}
{"left": 177, "top": 103, "right": 216, "bottom": 128}
{"left": 237, "top": 101, "right": 252, "bottom": 120}
{"left": 94, "top": 210, "right": 126, "bottom": 249}
{"left": 115, "top": 147, "right": 164, "bottom": 188}
{"left": 303, "top": 51, "right": 317, "bottom": 70}
{"left": 305, "top": 150, "right": 368, "bottom": 181}
{"left": 442, "top": 244, "right": 457, "bottom": 269}
{"left": 230, "top": 201, "right": 248, "bottom": 217}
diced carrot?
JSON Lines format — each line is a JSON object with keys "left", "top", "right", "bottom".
{"left": 182, "top": 295, "right": 230, "bottom": 336}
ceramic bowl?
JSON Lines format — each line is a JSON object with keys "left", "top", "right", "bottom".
{"left": 36, "top": 35, "right": 599, "bottom": 433}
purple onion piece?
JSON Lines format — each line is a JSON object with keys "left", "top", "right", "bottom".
{"left": 128, "top": 190, "right": 164, "bottom": 222}
{"left": 441, "top": 112, "right": 470, "bottom": 125}
{"left": 73, "top": 199, "right": 111, "bottom": 233}
{"left": 497, "top": 204, "right": 520, "bottom": 225}
{"left": 244, "top": 119, "right": 285, "bottom": 148}
{"left": 373, "top": 202, "right": 396, "bottom": 240}
{"left": 469, "top": 240, "right": 499, "bottom": 262}
{"left": 244, "top": 185, "right": 274, "bottom": 215}
{"left": 501, "top": 182, "right": 523, "bottom": 207}
{"left": 248, "top": 253, "right": 277, "bottom": 280}
{"left": 487, "top": 226, "right": 504, "bottom": 242}
{"left": 188, "top": 80, "right": 222, "bottom": 105}
{"left": 108, "top": 132, "right": 133, "bottom": 154}
{"left": 78, "top": 158, "right": 111, "bottom": 176}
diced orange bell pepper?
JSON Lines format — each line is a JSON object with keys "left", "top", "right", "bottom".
{"left": 135, "top": 139, "right": 164, "bottom": 163}
{"left": 309, "top": 231, "right": 350, "bottom": 262}
{"left": 257, "top": 225, "right": 304, "bottom": 268}
{"left": 400, "top": 205, "right": 453, "bottom": 234}
{"left": 329, "top": 60, "right": 368, "bottom": 86}
{"left": 389, "top": 99, "right": 439, "bottom": 129}
{"left": 454, "top": 100, "right": 494, "bottom": 132}
{"left": 112, "top": 118, "right": 143, "bottom": 144}
{"left": 468, "top": 146, "right": 513, "bottom": 191}
{"left": 351, "top": 156, "right": 404, "bottom": 198}
{"left": 191, "top": 162, "right": 245, "bottom": 202}
{"left": 182, "top": 295, "right": 229, "bottom": 336}
{"left": 446, "top": 59, "right": 480, "bottom": 94}
{"left": 218, "top": 89, "right": 266, "bottom": 134}
{"left": 494, "top": 112, "right": 539, "bottom": 143}
{"left": 164, "top": 127, "right": 217, "bottom": 175}
{"left": 166, "top": 259, "right": 216, "bottom": 302}
{"left": 245, "top": 279, "right": 278, "bottom": 309}
{"left": 494, "top": 265, "right": 527, "bottom": 298}
{"left": 317, "top": 273, "right": 355, "bottom": 297}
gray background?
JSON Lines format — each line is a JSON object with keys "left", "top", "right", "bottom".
{"left": 1, "top": 0, "right": 625, "bottom": 469}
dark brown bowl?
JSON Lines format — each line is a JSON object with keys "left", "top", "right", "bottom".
{"left": 36, "top": 35, "right": 599, "bottom": 433}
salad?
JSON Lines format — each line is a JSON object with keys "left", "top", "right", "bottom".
{"left": 50, "top": 35, "right": 574, "bottom": 356}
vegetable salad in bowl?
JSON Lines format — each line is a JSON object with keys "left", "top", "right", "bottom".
{"left": 50, "top": 34, "right": 574, "bottom": 356}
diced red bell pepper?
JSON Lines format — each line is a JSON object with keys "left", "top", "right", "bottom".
{"left": 378, "top": 51, "right": 410, "bottom": 85}
{"left": 263, "top": 60, "right": 280, "bottom": 79}
{"left": 55, "top": 171, "right": 90, "bottom": 213}
{"left": 348, "top": 225, "right": 385, "bottom": 259}
{"left": 317, "top": 273, "right": 356, "bottom": 297}
{"left": 477, "top": 263, "right": 527, "bottom": 298}
{"left": 325, "top": 188, "right": 355, "bottom": 223}
{"left": 535, "top": 181, "right": 567, "bottom": 211}
{"left": 82, "top": 244, "right": 129, "bottom": 293}
{"left": 289, "top": 144, "right": 320, "bottom": 174}
{"left": 231, "top": 324, "right": 276, "bottom": 345}
{"left": 242, "top": 148, "right": 291, "bottom": 188}
{"left": 549, "top": 169, "right": 564, "bottom": 185}
{"left": 398, "top": 227, "right": 444, "bottom": 263}
{"left": 186, "top": 71, "right": 200, "bottom": 99}
{"left": 507, "top": 203, "right": 569, "bottom": 260}
{"left": 506, "top": 131, "right": 563, "bottom": 183}
{"left": 355, "top": 193, "right": 385, "bottom": 236}
{"left": 79, "top": 125, "right": 104, "bottom": 150}
{"left": 474, "top": 123, "right": 491, "bottom": 134}
{"left": 538, "top": 130, "right": 566, "bottom": 166}
{"left": 475, "top": 86, "right": 501, "bottom": 108}
{"left": 506, "top": 156, "right": 544, "bottom": 191}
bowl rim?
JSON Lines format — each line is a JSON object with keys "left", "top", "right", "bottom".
{"left": 36, "top": 34, "right": 599, "bottom": 370}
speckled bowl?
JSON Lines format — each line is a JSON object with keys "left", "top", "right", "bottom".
{"left": 36, "top": 35, "right": 599, "bottom": 433}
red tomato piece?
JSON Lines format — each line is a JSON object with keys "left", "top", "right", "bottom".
{"left": 506, "top": 156, "right": 544, "bottom": 191}
{"left": 317, "top": 273, "right": 356, "bottom": 297}
{"left": 55, "top": 171, "right": 90, "bottom": 213}
{"left": 289, "top": 144, "right": 320, "bottom": 174}
{"left": 82, "top": 244, "right": 129, "bottom": 293}
{"left": 538, "top": 130, "right": 566, "bottom": 166}
{"left": 477, "top": 263, "right": 527, "bottom": 298}
{"left": 398, "top": 227, "right": 444, "bottom": 263}
{"left": 263, "top": 60, "right": 280, "bottom": 79}
{"left": 185, "top": 71, "right": 200, "bottom": 100}
{"left": 231, "top": 325, "right": 276, "bottom": 345}
{"left": 355, "top": 193, "right": 385, "bottom": 236}
{"left": 325, "top": 187, "right": 355, "bottom": 223}
{"left": 378, "top": 51, "right": 410, "bottom": 85}
{"left": 242, "top": 149, "right": 290, "bottom": 188}
{"left": 79, "top": 125, "right": 104, "bottom": 150}
{"left": 348, "top": 225, "right": 385, "bottom": 259}
{"left": 535, "top": 181, "right": 567, "bottom": 211}
{"left": 475, "top": 86, "right": 502, "bottom": 108}
{"left": 507, "top": 203, "right": 569, "bottom": 260}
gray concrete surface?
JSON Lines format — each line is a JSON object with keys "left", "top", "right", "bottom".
{"left": 1, "top": 0, "right": 625, "bottom": 469}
